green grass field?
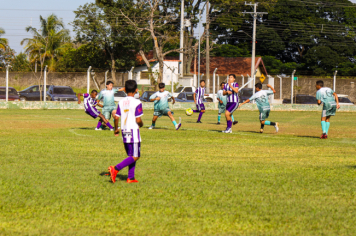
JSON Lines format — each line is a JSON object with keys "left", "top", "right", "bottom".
{"left": 1, "top": 109, "right": 356, "bottom": 235}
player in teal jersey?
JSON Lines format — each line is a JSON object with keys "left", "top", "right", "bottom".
{"left": 97, "top": 81, "right": 124, "bottom": 127}
{"left": 315, "top": 80, "right": 340, "bottom": 139}
{"left": 148, "top": 83, "right": 181, "bottom": 130}
{"left": 239, "top": 83, "right": 279, "bottom": 133}
{"left": 216, "top": 82, "right": 237, "bottom": 125}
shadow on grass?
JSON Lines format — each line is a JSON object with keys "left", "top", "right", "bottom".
{"left": 295, "top": 135, "right": 320, "bottom": 139}
{"left": 346, "top": 166, "right": 356, "bottom": 169}
{"left": 148, "top": 127, "right": 169, "bottom": 130}
{"left": 240, "top": 130, "right": 261, "bottom": 134}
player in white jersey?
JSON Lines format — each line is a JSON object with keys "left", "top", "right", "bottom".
{"left": 222, "top": 74, "right": 239, "bottom": 133}
{"left": 148, "top": 83, "right": 181, "bottom": 130}
{"left": 216, "top": 82, "right": 236, "bottom": 125}
{"left": 193, "top": 80, "right": 208, "bottom": 123}
{"left": 77, "top": 90, "right": 114, "bottom": 131}
{"left": 315, "top": 80, "right": 340, "bottom": 139}
{"left": 108, "top": 80, "right": 143, "bottom": 184}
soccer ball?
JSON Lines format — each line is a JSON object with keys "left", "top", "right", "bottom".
{"left": 186, "top": 108, "right": 193, "bottom": 116}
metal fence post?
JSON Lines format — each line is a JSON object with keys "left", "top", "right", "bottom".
{"left": 44, "top": 65, "right": 48, "bottom": 102}
{"left": 333, "top": 70, "right": 338, "bottom": 92}
{"left": 213, "top": 68, "right": 218, "bottom": 102}
{"left": 87, "top": 66, "right": 92, "bottom": 94}
{"left": 291, "top": 70, "right": 296, "bottom": 105}
{"left": 6, "top": 65, "right": 10, "bottom": 102}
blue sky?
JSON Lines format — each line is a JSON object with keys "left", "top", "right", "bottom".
{"left": 1, "top": 0, "right": 356, "bottom": 54}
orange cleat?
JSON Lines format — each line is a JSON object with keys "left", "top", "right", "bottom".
{"left": 127, "top": 178, "right": 139, "bottom": 183}
{"left": 108, "top": 166, "right": 119, "bottom": 183}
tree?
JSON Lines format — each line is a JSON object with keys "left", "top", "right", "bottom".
{"left": 0, "top": 28, "right": 8, "bottom": 50}
{"left": 21, "top": 14, "right": 71, "bottom": 72}
{"left": 72, "top": 3, "right": 136, "bottom": 84}
{"left": 12, "top": 53, "right": 31, "bottom": 72}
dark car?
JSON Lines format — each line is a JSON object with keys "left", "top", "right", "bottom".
{"left": 0, "top": 87, "right": 20, "bottom": 101}
{"left": 140, "top": 91, "right": 157, "bottom": 102}
{"left": 46, "top": 85, "right": 78, "bottom": 101}
{"left": 283, "top": 94, "right": 317, "bottom": 104}
{"left": 175, "top": 92, "right": 210, "bottom": 103}
{"left": 239, "top": 88, "right": 253, "bottom": 103}
{"left": 18, "top": 85, "right": 50, "bottom": 101}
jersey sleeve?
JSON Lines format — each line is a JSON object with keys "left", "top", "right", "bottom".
{"left": 97, "top": 91, "right": 103, "bottom": 100}
{"left": 84, "top": 93, "right": 89, "bottom": 98}
{"left": 167, "top": 92, "right": 172, "bottom": 98}
{"left": 316, "top": 91, "right": 321, "bottom": 100}
{"left": 330, "top": 88, "right": 335, "bottom": 94}
{"left": 234, "top": 83, "right": 239, "bottom": 88}
{"left": 149, "top": 92, "right": 157, "bottom": 101}
{"left": 249, "top": 94, "right": 256, "bottom": 101}
{"left": 195, "top": 89, "right": 198, "bottom": 94}
{"left": 267, "top": 90, "right": 274, "bottom": 96}
{"left": 115, "top": 104, "right": 121, "bottom": 117}
{"left": 135, "top": 103, "right": 143, "bottom": 117}
{"left": 93, "top": 100, "right": 98, "bottom": 106}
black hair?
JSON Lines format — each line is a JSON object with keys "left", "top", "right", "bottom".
{"left": 220, "top": 82, "right": 226, "bottom": 86}
{"left": 125, "top": 80, "right": 137, "bottom": 93}
{"left": 316, "top": 80, "right": 324, "bottom": 87}
{"left": 106, "top": 81, "right": 114, "bottom": 85}
{"left": 255, "top": 83, "right": 262, "bottom": 89}
{"left": 159, "top": 83, "right": 165, "bottom": 89}
{"left": 229, "top": 74, "right": 236, "bottom": 79}
{"left": 91, "top": 90, "right": 98, "bottom": 94}
{"left": 200, "top": 80, "right": 205, "bottom": 84}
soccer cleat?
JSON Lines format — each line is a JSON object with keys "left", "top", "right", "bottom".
{"left": 108, "top": 166, "right": 119, "bottom": 183}
{"left": 127, "top": 178, "right": 139, "bottom": 183}
{"left": 110, "top": 129, "right": 114, "bottom": 131}
{"left": 260, "top": 129, "right": 264, "bottom": 133}
{"left": 274, "top": 122, "right": 279, "bottom": 133}
{"left": 233, "top": 121, "right": 238, "bottom": 125}
{"left": 148, "top": 126, "right": 155, "bottom": 129}
{"left": 197, "top": 121, "right": 202, "bottom": 123}
{"left": 175, "top": 123, "right": 181, "bottom": 130}
{"left": 217, "top": 122, "right": 220, "bottom": 125}
{"left": 320, "top": 133, "right": 327, "bottom": 139}
{"left": 324, "top": 134, "right": 328, "bottom": 139}
{"left": 95, "top": 128, "right": 102, "bottom": 131}
{"left": 222, "top": 128, "right": 232, "bottom": 133}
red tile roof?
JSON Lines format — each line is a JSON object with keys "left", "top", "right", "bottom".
{"left": 191, "top": 57, "right": 268, "bottom": 76}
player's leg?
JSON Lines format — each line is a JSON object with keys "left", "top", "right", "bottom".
{"left": 260, "top": 120, "right": 265, "bottom": 133}
{"left": 217, "top": 112, "right": 221, "bottom": 124}
{"left": 167, "top": 111, "right": 181, "bottom": 130}
{"left": 320, "top": 110, "right": 327, "bottom": 139}
{"left": 197, "top": 104, "right": 205, "bottom": 123}
{"left": 262, "top": 111, "right": 278, "bottom": 133}
{"left": 98, "top": 113, "right": 114, "bottom": 130}
{"left": 223, "top": 109, "right": 232, "bottom": 133}
{"left": 149, "top": 115, "right": 159, "bottom": 129}
{"left": 325, "top": 116, "right": 331, "bottom": 138}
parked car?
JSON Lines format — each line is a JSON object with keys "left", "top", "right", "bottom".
{"left": 112, "top": 87, "right": 140, "bottom": 102}
{"left": 0, "top": 87, "right": 20, "bottom": 101}
{"left": 46, "top": 85, "right": 78, "bottom": 101}
{"left": 18, "top": 85, "right": 50, "bottom": 101}
{"left": 337, "top": 94, "right": 354, "bottom": 106}
{"left": 283, "top": 94, "right": 317, "bottom": 104}
{"left": 173, "top": 86, "right": 214, "bottom": 102}
{"left": 175, "top": 92, "right": 211, "bottom": 103}
{"left": 140, "top": 91, "right": 156, "bottom": 102}
{"left": 239, "top": 88, "right": 253, "bottom": 103}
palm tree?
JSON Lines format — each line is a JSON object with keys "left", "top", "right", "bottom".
{"left": 21, "top": 14, "right": 71, "bottom": 72}
{"left": 0, "top": 28, "right": 8, "bottom": 50}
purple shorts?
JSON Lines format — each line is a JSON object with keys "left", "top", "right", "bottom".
{"left": 226, "top": 102, "right": 239, "bottom": 114}
{"left": 85, "top": 107, "right": 100, "bottom": 119}
{"left": 196, "top": 103, "right": 205, "bottom": 111}
{"left": 124, "top": 143, "right": 141, "bottom": 157}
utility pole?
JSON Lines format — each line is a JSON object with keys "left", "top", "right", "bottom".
{"left": 179, "top": 0, "right": 184, "bottom": 77}
{"left": 243, "top": 2, "right": 267, "bottom": 88}
{"left": 206, "top": 0, "right": 210, "bottom": 93}
{"left": 198, "top": 10, "right": 202, "bottom": 87}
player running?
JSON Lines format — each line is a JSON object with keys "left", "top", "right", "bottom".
{"left": 216, "top": 82, "right": 237, "bottom": 125}
{"left": 97, "top": 81, "right": 124, "bottom": 128}
{"left": 222, "top": 74, "right": 239, "bottom": 133}
{"left": 108, "top": 80, "right": 143, "bottom": 183}
{"left": 77, "top": 90, "right": 114, "bottom": 131}
{"left": 239, "top": 83, "right": 279, "bottom": 133}
{"left": 148, "top": 83, "right": 181, "bottom": 130}
{"left": 193, "top": 80, "right": 208, "bottom": 123}
{"left": 315, "top": 80, "right": 340, "bottom": 139}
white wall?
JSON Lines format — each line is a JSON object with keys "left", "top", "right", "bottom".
{"left": 134, "top": 61, "right": 179, "bottom": 86}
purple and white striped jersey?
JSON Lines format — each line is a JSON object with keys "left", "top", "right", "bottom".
{"left": 83, "top": 93, "right": 98, "bottom": 111}
{"left": 195, "top": 87, "right": 206, "bottom": 105}
{"left": 224, "top": 82, "right": 239, "bottom": 103}
{"left": 115, "top": 96, "right": 143, "bottom": 143}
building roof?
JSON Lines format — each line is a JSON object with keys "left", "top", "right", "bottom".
{"left": 136, "top": 51, "right": 180, "bottom": 65}
{"left": 191, "top": 57, "right": 268, "bottom": 76}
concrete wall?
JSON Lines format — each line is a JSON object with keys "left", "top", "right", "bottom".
{"left": 1, "top": 101, "right": 356, "bottom": 112}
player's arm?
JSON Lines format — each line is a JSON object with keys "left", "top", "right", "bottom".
{"left": 228, "top": 83, "right": 239, "bottom": 93}
{"left": 333, "top": 92, "right": 340, "bottom": 109}
{"left": 136, "top": 117, "right": 143, "bottom": 128}
{"left": 77, "top": 93, "right": 83, "bottom": 104}
{"left": 267, "top": 84, "right": 276, "bottom": 93}
{"left": 118, "top": 88, "right": 125, "bottom": 92}
{"left": 171, "top": 96, "right": 176, "bottom": 105}
{"left": 193, "top": 93, "right": 197, "bottom": 103}
{"left": 223, "top": 90, "right": 229, "bottom": 96}
{"left": 217, "top": 97, "right": 223, "bottom": 104}
{"left": 238, "top": 99, "right": 250, "bottom": 108}
{"left": 96, "top": 102, "right": 103, "bottom": 108}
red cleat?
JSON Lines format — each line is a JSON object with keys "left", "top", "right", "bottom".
{"left": 108, "top": 166, "right": 119, "bottom": 183}
{"left": 320, "top": 133, "right": 327, "bottom": 139}
{"left": 324, "top": 134, "right": 328, "bottom": 139}
{"left": 127, "top": 178, "right": 139, "bottom": 183}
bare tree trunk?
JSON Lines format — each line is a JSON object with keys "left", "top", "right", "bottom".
{"left": 111, "top": 57, "right": 116, "bottom": 85}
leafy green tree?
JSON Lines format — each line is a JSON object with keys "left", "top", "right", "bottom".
{"left": 211, "top": 44, "right": 250, "bottom": 57}
{"left": 12, "top": 53, "right": 31, "bottom": 72}
{"left": 0, "top": 28, "right": 8, "bottom": 50}
{"left": 0, "top": 47, "right": 15, "bottom": 71}
{"left": 304, "top": 46, "right": 342, "bottom": 75}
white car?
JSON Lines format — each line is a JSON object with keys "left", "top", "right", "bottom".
{"left": 113, "top": 87, "right": 140, "bottom": 102}
{"left": 337, "top": 94, "right": 354, "bottom": 106}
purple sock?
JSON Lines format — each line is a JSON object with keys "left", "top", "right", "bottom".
{"left": 227, "top": 120, "right": 232, "bottom": 129}
{"left": 193, "top": 110, "right": 198, "bottom": 113}
{"left": 106, "top": 122, "right": 113, "bottom": 129}
{"left": 197, "top": 112, "right": 203, "bottom": 121}
{"left": 96, "top": 122, "right": 102, "bottom": 129}
{"left": 128, "top": 161, "right": 136, "bottom": 180}
{"left": 115, "top": 156, "right": 135, "bottom": 171}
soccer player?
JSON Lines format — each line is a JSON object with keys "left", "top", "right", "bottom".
{"left": 97, "top": 81, "right": 124, "bottom": 128}
{"left": 222, "top": 74, "right": 239, "bottom": 133}
{"left": 108, "top": 80, "right": 143, "bottom": 183}
{"left": 77, "top": 90, "right": 114, "bottom": 131}
{"left": 315, "top": 80, "right": 340, "bottom": 139}
{"left": 148, "top": 83, "right": 181, "bottom": 130}
{"left": 193, "top": 80, "right": 208, "bottom": 123}
{"left": 216, "top": 82, "right": 236, "bottom": 125}
{"left": 239, "top": 83, "right": 279, "bottom": 133}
